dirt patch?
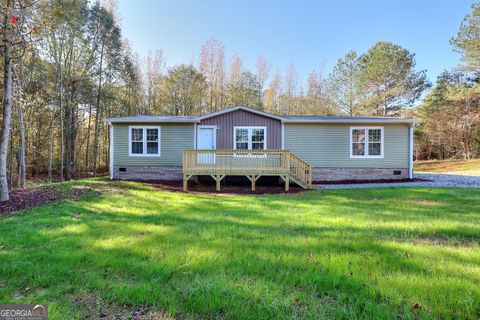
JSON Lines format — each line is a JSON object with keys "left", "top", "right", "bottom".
{"left": 75, "top": 293, "right": 173, "bottom": 320}
{"left": 313, "top": 178, "right": 429, "bottom": 185}
{"left": 413, "top": 234, "right": 478, "bottom": 247}
{"left": 0, "top": 186, "right": 93, "bottom": 215}
{"left": 91, "top": 182, "right": 130, "bottom": 195}
{"left": 135, "top": 180, "right": 305, "bottom": 195}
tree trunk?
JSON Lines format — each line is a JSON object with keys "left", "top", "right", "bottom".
{"left": 8, "top": 127, "right": 14, "bottom": 189}
{"left": 48, "top": 105, "right": 55, "bottom": 182}
{"left": 17, "top": 104, "right": 26, "bottom": 188}
{"left": 127, "top": 85, "right": 131, "bottom": 115}
{"left": 69, "top": 100, "right": 77, "bottom": 178}
{"left": 0, "top": 0, "right": 14, "bottom": 201}
{"left": 93, "top": 42, "right": 104, "bottom": 177}
{"left": 65, "top": 99, "right": 72, "bottom": 180}
{"left": 258, "top": 84, "right": 262, "bottom": 107}
{"left": 59, "top": 48, "right": 64, "bottom": 181}
{"left": 85, "top": 102, "right": 92, "bottom": 172}
{"left": 383, "top": 95, "right": 388, "bottom": 117}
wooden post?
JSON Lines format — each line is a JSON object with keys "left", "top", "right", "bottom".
{"left": 285, "top": 175, "right": 289, "bottom": 192}
{"left": 309, "top": 168, "right": 312, "bottom": 188}
{"left": 183, "top": 174, "right": 190, "bottom": 192}
{"left": 212, "top": 175, "right": 225, "bottom": 191}
{"left": 247, "top": 175, "right": 260, "bottom": 191}
{"left": 285, "top": 151, "right": 291, "bottom": 176}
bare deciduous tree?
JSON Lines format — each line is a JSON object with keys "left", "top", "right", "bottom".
{"left": 199, "top": 37, "right": 225, "bottom": 113}
{"left": 255, "top": 55, "right": 270, "bottom": 107}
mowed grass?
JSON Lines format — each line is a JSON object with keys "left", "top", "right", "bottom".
{"left": 415, "top": 158, "right": 480, "bottom": 176}
{"left": 1, "top": 180, "right": 480, "bottom": 319}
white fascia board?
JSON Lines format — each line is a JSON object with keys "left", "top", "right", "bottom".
{"left": 105, "top": 119, "right": 199, "bottom": 124}
{"left": 282, "top": 119, "right": 417, "bottom": 125}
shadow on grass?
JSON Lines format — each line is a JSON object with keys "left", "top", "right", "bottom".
{"left": 0, "top": 181, "right": 479, "bottom": 319}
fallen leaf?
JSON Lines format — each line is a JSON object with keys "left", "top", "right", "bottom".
{"left": 292, "top": 299, "right": 302, "bottom": 306}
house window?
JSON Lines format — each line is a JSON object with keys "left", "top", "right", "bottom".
{"left": 129, "top": 126, "right": 161, "bottom": 156}
{"left": 350, "top": 127, "right": 383, "bottom": 158}
{"left": 234, "top": 127, "right": 266, "bottom": 150}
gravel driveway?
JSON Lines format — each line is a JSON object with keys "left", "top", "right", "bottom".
{"left": 313, "top": 173, "right": 480, "bottom": 189}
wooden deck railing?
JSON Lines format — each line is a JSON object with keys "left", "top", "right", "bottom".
{"left": 182, "top": 149, "right": 312, "bottom": 191}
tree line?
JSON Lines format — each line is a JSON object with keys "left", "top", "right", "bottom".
{"left": 0, "top": 0, "right": 479, "bottom": 201}
{"left": 414, "top": 3, "right": 480, "bottom": 160}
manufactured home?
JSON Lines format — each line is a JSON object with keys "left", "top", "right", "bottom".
{"left": 105, "top": 106, "right": 415, "bottom": 191}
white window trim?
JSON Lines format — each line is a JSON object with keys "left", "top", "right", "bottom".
{"left": 350, "top": 126, "right": 384, "bottom": 159}
{"left": 196, "top": 125, "right": 217, "bottom": 150}
{"left": 128, "top": 126, "right": 161, "bottom": 157}
{"left": 233, "top": 126, "right": 267, "bottom": 150}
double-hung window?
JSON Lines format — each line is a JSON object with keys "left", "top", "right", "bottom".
{"left": 129, "top": 126, "right": 161, "bottom": 156}
{"left": 234, "top": 126, "right": 266, "bottom": 150}
{"left": 350, "top": 127, "right": 383, "bottom": 158}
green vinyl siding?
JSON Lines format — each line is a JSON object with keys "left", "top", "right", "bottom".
{"left": 113, "top": 123, "right": 194, "bottom": 166}
{"left": 284, "top": 124, "right": 410, "bottom": 168}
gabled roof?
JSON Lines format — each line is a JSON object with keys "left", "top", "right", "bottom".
{"left": 105, "top": 106, "right": 416, "bottom": 125}
{"left": 195, "top": 105, "right": 285, "bottom": 121}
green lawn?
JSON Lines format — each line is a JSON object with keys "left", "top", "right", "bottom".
{"left": 415, "top": 159, "right": 480, "bottom": 176}
{"left": 1, "top": 180, "right": 480, "bottom": 319}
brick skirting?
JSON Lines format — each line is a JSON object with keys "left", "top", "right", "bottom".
{"left": 312, "top": 167, "right": 409, "bottom": 182}
{"left": 113, "top": 166, "right": 409, "bottom": 182}
{"left": 113, "top": 166, "right": 183, "bottom": 180}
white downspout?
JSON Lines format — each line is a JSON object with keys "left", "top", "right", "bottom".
{"left": 193, "top": 123, "right": 197, "bottom": 149}
{"left": 409, "top": 125, "right": 414, "bottom": 179}
{"left": 109, "top": 122, "right": 114, "bottom": 179}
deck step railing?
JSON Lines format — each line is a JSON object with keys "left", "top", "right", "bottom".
{"left": 183, "top": 149, "right": 312, "bottom": 191}
{"left": 287, "top": 151, "right": 312, "bottom": 188}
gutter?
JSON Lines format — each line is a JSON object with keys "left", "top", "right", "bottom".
{"left": 104, "top": 119, "right": 198, "bottom": 124}
{"left": 281, "top": 119, "right": 417, "bottom": 125}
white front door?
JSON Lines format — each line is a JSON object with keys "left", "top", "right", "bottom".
{"left": 198, "top": 127, "right": 215, "bottom": 149}
{"left": 197, "top": 126, "right": 216, "bottom": 164}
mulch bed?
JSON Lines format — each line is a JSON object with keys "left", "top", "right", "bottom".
{"left": 136, "top": 177, "right": 430, "bottom": 194}
{"left": 313, "top": 177, "right": 429, "bottom": 185}
{"left": 138, "top": 180, "right": 305, "bottom": 195}
{"left": 0, "top": 187, "right": 60, "bottom": 215}
{"left": 0, "top": 186, "right": 92, "bottom": 215}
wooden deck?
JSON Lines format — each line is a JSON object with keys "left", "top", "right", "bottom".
{"left": 182, "top": 149, "right": 312, "bottom": 191}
